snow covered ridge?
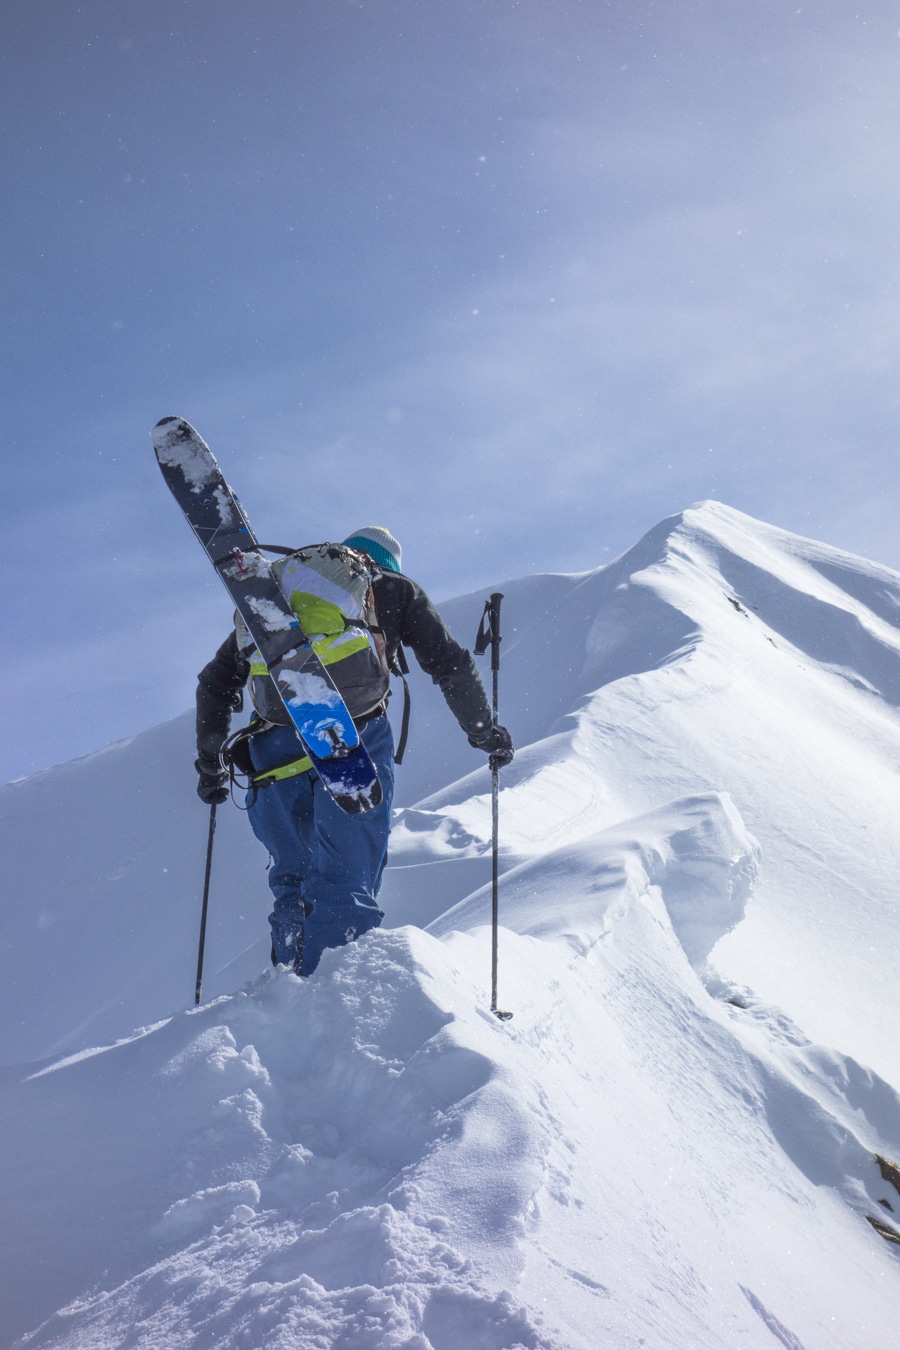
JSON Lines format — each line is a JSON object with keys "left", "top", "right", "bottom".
{"left": 6, "top": 845, "right": 900, "bottom": 1347}
{"left": 4, "top": 500, "right": 900, "bottom": 1346}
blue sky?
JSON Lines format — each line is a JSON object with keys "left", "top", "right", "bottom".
{"left": 4, "top": 0, "right": 900, "bottom": 783}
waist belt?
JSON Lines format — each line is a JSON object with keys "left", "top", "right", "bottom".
{"left": 252, "top": 751, "right": 314, "bottom": 785}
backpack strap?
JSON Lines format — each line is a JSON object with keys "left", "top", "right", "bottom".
{"left": 392, "top": 644, "right": 411, "bottom": 766}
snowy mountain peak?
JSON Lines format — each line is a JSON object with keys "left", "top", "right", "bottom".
{"left": 4, "top": 503, "right": 900, "bottom": 1347}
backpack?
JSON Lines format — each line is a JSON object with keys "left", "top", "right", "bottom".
{"left": 235, "top": 542, "right": 391, "bottom": 727}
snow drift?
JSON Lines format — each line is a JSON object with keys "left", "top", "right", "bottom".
{"left": 3, "top": 501, "right": 900, "bottom": 1348}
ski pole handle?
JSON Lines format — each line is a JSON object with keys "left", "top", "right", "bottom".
{"left": 474, "top": 592, "right": 504, "bottom": 676}
{"left": 488, "top": 592, "right": 502, "bottom": 676}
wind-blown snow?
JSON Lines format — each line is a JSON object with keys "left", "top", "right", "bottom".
{"left": 3, "top": 501, "right": 900, "bottom": 1348}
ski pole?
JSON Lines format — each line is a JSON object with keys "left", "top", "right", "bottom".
{"left": 195, "top": 801, "right": 218, "bottom": 1006}
{"left": 474, "top": 592, "right": 513, "bottom": 1021}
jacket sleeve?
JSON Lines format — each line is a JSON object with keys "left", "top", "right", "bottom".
{"left": 381, "top": 576, "right": 492, "bottom": 738}
{"left": 196, "top": 631, "right": 248, "bottom": 763}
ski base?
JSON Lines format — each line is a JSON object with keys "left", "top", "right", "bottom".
{"left": 152, "top": 415, "right": 382, "bottom": 813}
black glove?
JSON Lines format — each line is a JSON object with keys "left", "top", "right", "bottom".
{"left": 195, "top": 755, "right": 228, "bottom": 805}
{"left": 468, "top": 723, "right": 514, "bottom": 768}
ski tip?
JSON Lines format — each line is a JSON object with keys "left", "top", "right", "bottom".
{"left": 150, "top": 415, "right": 187, "bottom": 449}
{"left": 151, "top": 416, "right": 209, "bottom": 456}
{"left": 152, "top": 414, "right": 185, "bottom": 435}
{"left": 151, "top": 417, "right": 217, "bottom": 488}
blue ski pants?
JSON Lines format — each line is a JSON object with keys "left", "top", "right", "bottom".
{"left": 246, "top": 714, "right": 394, "bottom": 976}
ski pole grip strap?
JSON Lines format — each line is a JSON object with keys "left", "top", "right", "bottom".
{"left": 489, "top": 593, "right": 503, "bottom": 672}
{"left": 474, "top": 602, "right": 491, "bottom": 656}
{"left": 474, "top": 593, "right": 504, "bottom": 669}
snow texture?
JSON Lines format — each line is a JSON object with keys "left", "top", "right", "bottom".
{"left": 279, "top": 669, "right": 342, "bottom": 711}
{"left": 151, "top": 417, "right": 219, "bottom": 494}
{"left": 3, "top": 501, "right": 900, "bottom": 1348}
{"left": 221, "top": 548, "right": 272, "bottom": 582}
{"left": 245, "top": 593, "right": 297, "bottom": 632}
{"left": 212, "top": 484, "right": 241, "bottom": 529}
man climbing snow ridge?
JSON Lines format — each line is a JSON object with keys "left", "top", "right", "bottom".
{"left": 194, "top": 525, "right": 514, "bottom": 976}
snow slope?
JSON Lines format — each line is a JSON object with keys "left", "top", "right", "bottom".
{"left": 388, "top": 502, "right": 900, "bottom": 1086}
{"left": 3, "top": 501, "right": 900, "bottom": 1348}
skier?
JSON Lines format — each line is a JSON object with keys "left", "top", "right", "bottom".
{"left": 194, "top": 526, "right": 514, "bottom": 976}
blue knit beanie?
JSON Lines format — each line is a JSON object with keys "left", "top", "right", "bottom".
{"left": 343, "top": 526, "right": 402, "bottom": 574}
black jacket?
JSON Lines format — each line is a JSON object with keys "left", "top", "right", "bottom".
{"left": 196, "top": 570, "right": 492, "bottom": 762}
